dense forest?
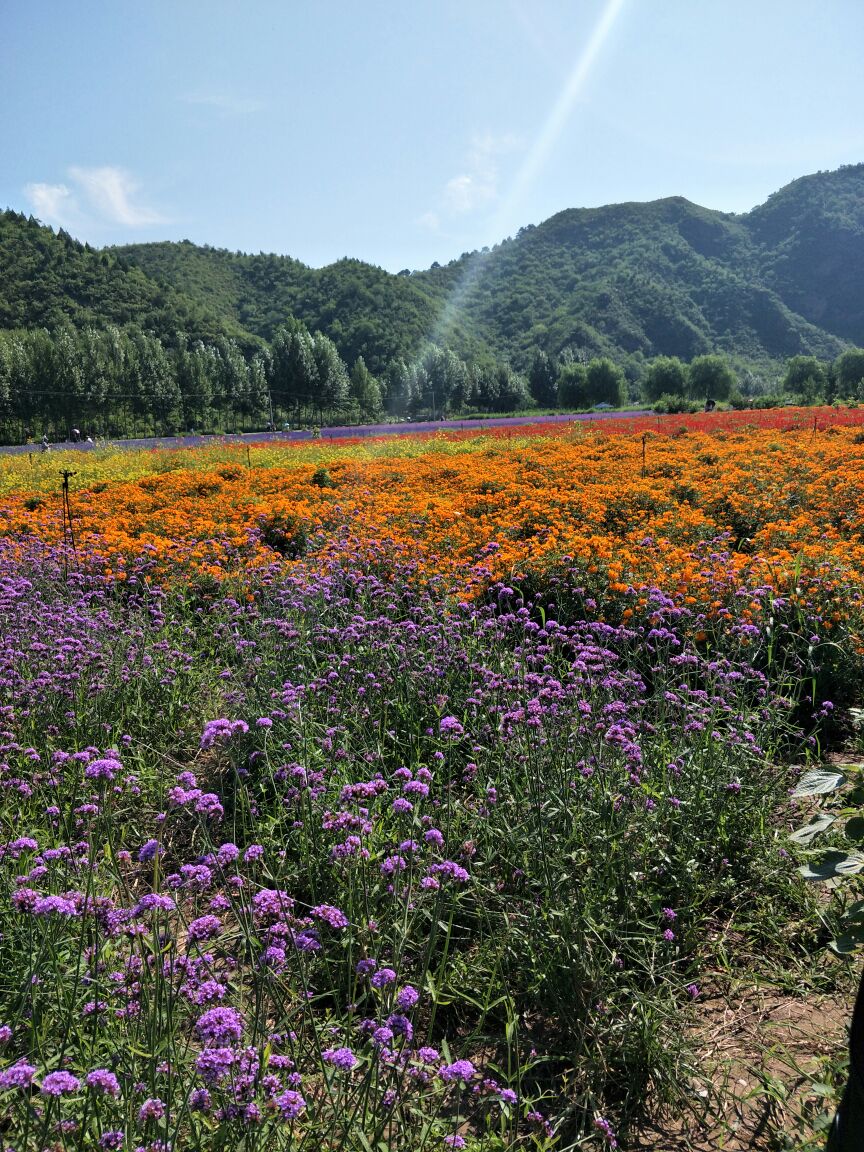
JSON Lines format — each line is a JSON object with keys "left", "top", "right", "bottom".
{"left": 2, "top": 163, "right": 864, "bottom": 440}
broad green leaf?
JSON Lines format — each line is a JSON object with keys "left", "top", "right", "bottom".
{"left": 792, "top": 768, "right": 845, "bottom": 797}
{"left": 789, "top": 813, "right": 835, "bottom": 844}
{"left": 846, "top": 816, "right": 864, "bottom": 842}
{"left": 810, "top": 1083, "right": 836, "bottom": 1097}
{"left": 799, "top": 850, "right": 864, "bottom": 881}
{"left": 829, "top": 925, "right": 864, "bottom": 953}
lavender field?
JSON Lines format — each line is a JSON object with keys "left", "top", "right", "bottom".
{"left": 0, "top": 496, "right": 838, "bottom": 1150}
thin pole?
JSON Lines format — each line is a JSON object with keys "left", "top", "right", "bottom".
{"left": 60, "top": 470, "right": 78, "bottom": 579}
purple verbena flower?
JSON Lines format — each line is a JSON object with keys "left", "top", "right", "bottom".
{"left": 275, "top": 1089, "right": 305, "bottom": 1119}
{"left": 187, "top": 915, "right": 221, "bottom": 942}
{"left": 196, "top": 1047, "right": 237, "bottom": 1084}
{"left": 0, "top": 1060, "right": 36, "bottom": 1090}
{"left": 196, "top": 1007, "right": 244, "bottom": 1045}
{"left": 138, "top": 1097, "right": 165, "bottom": 1123}
{"left": 310, "top": 904, "right": 348, "bottom": 928}
{"left": 439, "top": 1060, "right": 475, "bottom": 1083}
{"left": 85, "top": 758, "right": 120, "bottom": 781}
{"left": 395, "top": 985, "right": 419, "bottom": 1011}
{"left": 322, "top": 1046, "right": 358, "bottom": 1071}
{"left": 41, "top": 1070, "right": 81, "bottom": 1096}
{"left": 439, "top": 717, "right": 464, "bottom": 737}
{"left": 85, "top": 1068, "right": 121, "bottom": 1096}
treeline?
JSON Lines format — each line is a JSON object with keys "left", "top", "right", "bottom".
{"left": 640, "top": 350, "right": 864, "bottom": 411}
{"left": 4, "top": 316, "right": 864, "bottom": 444}
{"left": 0, "top": 320, "right": 537, "bottom": 443}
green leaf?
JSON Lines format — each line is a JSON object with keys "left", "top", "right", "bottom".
{"left": 789, "top": 813, "right": 835, "bottom": 844}
{"left": 809, "top": 1082, "right": 836, "bottom": 1097}
{"left": 792, "top": 768, "right": 845, "bottom": 797}
{"left": 830, "top": 925, "right": 864, "bottom": 953}
{"left": 799, "top": 850, "right": 864, "bottom": 881}
{"left": 846, "top": 816, "right": 864, "bottom": 842}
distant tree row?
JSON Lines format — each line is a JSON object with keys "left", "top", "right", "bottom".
{"left": 779, "top": 350, "right": 864, "bottom": 402}
{"left": 4, "top": 314, "right": 864, "bottom": 444}
{"left": 640, "top": 349, "right": 864, "bottom": 410}
{"left": 527, "top": 350, "right": 627, "bottom": 409}
{"left": 0, "top": 321, "right": 531, "bottom": 443}
{"left": 0, "top": 324, "right": 273, "bottom": 441}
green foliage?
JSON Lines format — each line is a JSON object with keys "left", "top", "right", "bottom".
{"left": 783, "top": 355, "right": 828, "bottom": 402}
{"left": 642, "top": 355, "right": 688, "bottom": 401}
{"left": 586, "top": 357, "right": 626, "bottom": 407}
{"left": 652, "top": 393, "right": 698, "bottom": 415}
{"left": 527, "top": 349, "right": 558, "bottom": 407}
{"left": 0, "top": 211, "right": 244, "bottom": 346}
{"left": 556, "top": 361, "right": 589, "bottom": 408}
{"left": 349, "top": 356, "right": 383, "bottom": 418}
{"left": 747, "top": 164, "right": 864, "bottom": 347}
{"left": 111, "top": 241, "right": 445, "bottom": 374}
{"left": 7, "top": 163, "right": 864, "bottom": 436}
{"left": 687, "top": 353, "right": 736, "bottom": 400}
{"left": 835, "top": 348, "right": 864, "bottom": 395}
{"left": 788, "top": 762, "right": 864, "bottom": 953}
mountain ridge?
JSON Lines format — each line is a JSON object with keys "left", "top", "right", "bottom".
{"left": 4, "top": 162, "right": 864, "bottom": 372}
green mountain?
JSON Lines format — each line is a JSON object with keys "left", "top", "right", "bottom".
{"left": 5, "top": 163, "right": 864, "bottom": 370}
{"left": 413, "top": 195, "right": 847, "bottom": 365}
{"left": 107, "top": 241, "right": 458, "bottom": 374}
{"left": 746, "top": 165, "right": 864, "bottom": 343}
{"left": 0, "top": 210, "right": 251, "bottom": 347}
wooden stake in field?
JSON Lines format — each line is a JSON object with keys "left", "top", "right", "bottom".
{"left": 60, "top": 469, "right": 78, "bottom": 580}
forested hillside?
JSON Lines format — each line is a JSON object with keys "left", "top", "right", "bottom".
{"left": 3, "top": 164, "right": 864, "bottom": 441}
{"left": 5, "top": 164, "right": 864, "bottom": 372}
{"left": 0, "top": 211, "right": 248, "bottom": 347}
{"left": 414, "top": 196, "right": 847, "bottom": 366}
{"left": 107, "top": 165, "right": 864, "bottom": 369}
{"left": 109, "top": 242, "right": 461, "bottom": 374}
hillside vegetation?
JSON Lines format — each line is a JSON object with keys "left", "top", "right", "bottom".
{"left": 3, "top": 164, "right": 864, "bottom": 439}
{"left": 109, "top": 164, "right": 864, "bottom": 367}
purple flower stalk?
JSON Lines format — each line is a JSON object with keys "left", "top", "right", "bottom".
{"left": 41, "top": 1070, "right": 81, "bottom": 1096}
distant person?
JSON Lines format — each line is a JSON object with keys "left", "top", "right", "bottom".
{"left": 40, "top": 435, "right": 50, "bottom": 452}
{"left": 71, "top": 427, "right": 81, "bottom": 442}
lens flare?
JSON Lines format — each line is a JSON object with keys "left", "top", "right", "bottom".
{"left": 426, "top": 0, "right": 627, "bottom": 353}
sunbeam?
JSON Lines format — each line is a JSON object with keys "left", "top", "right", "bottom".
{"left": 426, "top": 0, "right": 627, "bottom": 354}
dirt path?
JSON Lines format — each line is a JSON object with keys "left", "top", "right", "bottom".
{"left": 633, "top": 978, "right": 853, "bottom": 1151}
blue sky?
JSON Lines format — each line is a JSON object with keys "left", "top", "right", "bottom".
{"left": 3, "top": 0, "right": 864, "bottom": 272}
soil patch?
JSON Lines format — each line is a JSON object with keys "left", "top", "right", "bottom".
{"left": 632, "top": 977, "right": 854, "bottom": 1151}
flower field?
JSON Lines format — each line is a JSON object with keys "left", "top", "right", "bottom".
{"left": 1, "top": 408, "right": 862, "bottom": 1150}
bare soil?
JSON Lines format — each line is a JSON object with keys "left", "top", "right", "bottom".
{"left": 632, "top": 978, "right": 854, "bottom": 1151}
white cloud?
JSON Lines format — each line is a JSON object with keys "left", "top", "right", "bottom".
{"left": 24, "top": 166, "right": 168, "bottom": 233}
{"left": 67, "top": 166, "right": 167, "bottom": 228}
{"left": 418, "top": 210, "right": 440, "bottom": 231}
{"left": 429, "top": 133, "right": 522, "bottom": 223}
{"left": 23, "top": 182, "right": 76, "bottom": 229}
{"left": 444, "top": 173, "right": 493, "bottom": 215}
{"left": 181, "top": 90, "right": 264, "bottom": 115}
